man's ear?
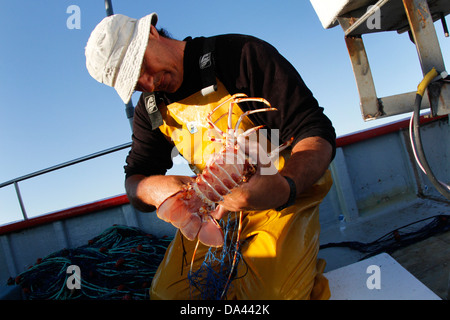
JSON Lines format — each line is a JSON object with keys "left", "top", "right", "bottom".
{"left": 149, "top": 24, "right": 160, "bottom": 40}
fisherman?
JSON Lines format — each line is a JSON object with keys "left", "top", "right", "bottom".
{"left": 85, "top": 12, "right": 336, "bottom": 300}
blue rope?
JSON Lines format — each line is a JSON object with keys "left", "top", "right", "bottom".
{"left": 187, "top": 212, "right": 243, "bottom": 300}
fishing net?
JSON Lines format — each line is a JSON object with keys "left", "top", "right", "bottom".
{"left": 8, "top": 225, "right": 172, "bottom": 300}
{"left": 320, "top": 214, "right": 450, "bottom": 260}
{"left": 187, "top": 211, "right": 244, "bottom": 300}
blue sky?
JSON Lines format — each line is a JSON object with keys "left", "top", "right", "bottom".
{"left": 0, "top": 0, "right": 449, "bottom": 224}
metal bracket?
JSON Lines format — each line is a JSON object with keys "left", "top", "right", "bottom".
{"left": 337, "top": 0, "right": 450, "bottom": 120}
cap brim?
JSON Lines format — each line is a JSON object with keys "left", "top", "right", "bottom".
{"left": 115, "top": 13, "right": 158, "bottom": 104}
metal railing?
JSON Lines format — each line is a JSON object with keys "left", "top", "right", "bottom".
{"left": 0, "top": 142, "right": 132, "bottom": 220}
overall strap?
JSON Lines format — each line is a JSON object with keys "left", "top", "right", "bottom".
{"left": 142, "top": 92, "right": 164, "bottom": 130}
{"left": 199, "top": 37, "right": 217, "bottom": 96}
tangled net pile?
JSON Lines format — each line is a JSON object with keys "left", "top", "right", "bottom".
{"left": 188, "top": 211, "right": 245, "bottom": 300}
{"left": 8, "top": 225, "right": 172, "bottom": 300}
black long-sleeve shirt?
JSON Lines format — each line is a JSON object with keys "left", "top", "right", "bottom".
{"left": 124, "top": 34, "right": 336, "bottom": 178}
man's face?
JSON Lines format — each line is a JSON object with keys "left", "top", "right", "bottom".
{"left": 134, "top": 25, "right": 184, "bottom": 94}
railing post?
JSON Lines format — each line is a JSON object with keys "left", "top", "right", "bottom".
{"left": 13, "top": 181, "right": 28, "bottom": 220}
{"left": 104, "top": 0, "right": 114, "bottom": 16}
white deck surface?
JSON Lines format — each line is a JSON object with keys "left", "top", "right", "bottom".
{"left": 324, "top": 252, "right": 441, "bottom": 300}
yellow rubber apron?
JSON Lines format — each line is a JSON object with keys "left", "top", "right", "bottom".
{"left": 150, "top": 79, "right": 332, "bottom": 300}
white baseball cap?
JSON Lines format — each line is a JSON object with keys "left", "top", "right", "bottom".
{"left": 85, "top": 13, "right": 158, "bottom": 103}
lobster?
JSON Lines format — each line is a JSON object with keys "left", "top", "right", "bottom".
{"left": 156, "top": 94, "right": 291, "bottom": 247}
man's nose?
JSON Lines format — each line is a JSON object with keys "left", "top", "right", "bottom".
{"left": 137, "top": 74, "right": 155, "bottom": 92}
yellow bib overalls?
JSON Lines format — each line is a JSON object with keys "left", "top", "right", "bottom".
{"left": 150, "top": 80, "right": 332, "bottom": 300}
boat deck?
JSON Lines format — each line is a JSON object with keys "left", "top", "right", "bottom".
{"left": 319, "top": 197, "right": 449, "bottom": 299}
{"left": 391, "top": 229, "right": 450, "bottom": 299}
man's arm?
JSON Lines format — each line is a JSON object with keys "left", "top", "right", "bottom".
{"left": 280, "top": 136, "right": 333, "bottom": 197}
{"left": 125, "top": 174, "right": 194, "bottom": 212}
